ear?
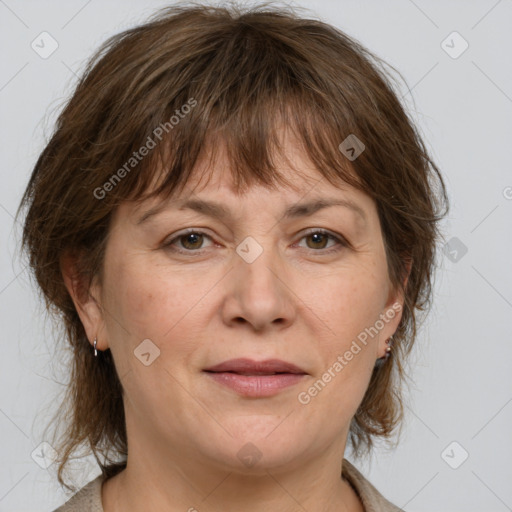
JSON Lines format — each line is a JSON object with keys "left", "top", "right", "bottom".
{"left": 379, "top": 258, "right": 412, "bottom": 356}
{"left": 60, "top": 251, "right": 108, "bottom": 352}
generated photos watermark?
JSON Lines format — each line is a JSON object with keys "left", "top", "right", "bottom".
{"left": 93, "top": 97, "right": 197, "bottom": 200}
{"left": 297, "top": 302, "right": 402, "bottom": 405}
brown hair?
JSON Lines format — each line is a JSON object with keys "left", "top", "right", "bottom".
{"left": 17, "top": 1, "right": 448, "bottom": 491}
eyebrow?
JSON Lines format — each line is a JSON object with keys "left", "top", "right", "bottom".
{"left": 136, "top": 197, "right": 367, "bottom": 225}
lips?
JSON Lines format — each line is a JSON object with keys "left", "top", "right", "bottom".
{"left": 203, "top": 358, "right": 307, "bottom": 375}
{"left": 203, "top": 358, "right": 307, "bottom": 397}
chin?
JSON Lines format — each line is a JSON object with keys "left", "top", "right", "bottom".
{"left": 203, "top": 424, "right": 310, "bottom": 473}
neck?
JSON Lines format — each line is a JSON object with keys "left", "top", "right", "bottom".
{"left": 102, "top": 436, "right": 363, "bottom": 512}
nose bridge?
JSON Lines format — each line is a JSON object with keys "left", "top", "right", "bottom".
{"left": 236, "top": 235, "right": 280, "bottom": 294}
{"left": 223, "top": 230, "right": 295, "bottom": 330}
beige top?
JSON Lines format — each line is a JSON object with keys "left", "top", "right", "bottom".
{"left": 53, "top": 458, "right": 405, "bottom": 511}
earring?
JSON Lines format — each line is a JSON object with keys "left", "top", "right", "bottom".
{"left": 93, "top": 338, "right": 98, "bottom": 357}
{"left": 375, "top": 336, "right": 394, "bottom": 367}
{"left": 384, "top": 335, "right": 393, "bottom": 359}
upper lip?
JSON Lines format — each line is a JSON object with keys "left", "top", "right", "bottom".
{"left": 203, "top": 358, "right": 307, "bottom": 375}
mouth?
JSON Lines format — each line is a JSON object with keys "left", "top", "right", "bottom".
{"left": 203, "top": 358, "right": 307, "bottom": 397}
{"left": 203, "top": 358, "right": 307, "bottom": 375}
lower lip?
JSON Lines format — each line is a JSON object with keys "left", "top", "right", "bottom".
{"left": 204, "top": 372, "right": 306, "bottom": 397}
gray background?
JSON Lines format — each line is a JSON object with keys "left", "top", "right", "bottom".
{"left": 1, "top": 0, "right": 511, "bottom": 510}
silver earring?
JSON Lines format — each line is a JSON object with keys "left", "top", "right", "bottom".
{"left": 93, "top": 338, "right": 98, "bottom": 357}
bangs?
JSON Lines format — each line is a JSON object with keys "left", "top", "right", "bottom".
{"left": 127, "top": 95, "right": 362, "bottom": 206}
{"left": 95, "top": 18, "right": 371, "bottom": 209}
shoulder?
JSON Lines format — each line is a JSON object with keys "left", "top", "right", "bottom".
{"left": 342, "top": 458, "right": 406, "bottom": 512}
{"left": 52, "top": 474, "right": 105, "bottom": 512}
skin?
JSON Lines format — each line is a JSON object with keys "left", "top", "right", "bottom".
{"left": 63, "top": 131, "right": 406, "bottom": 512}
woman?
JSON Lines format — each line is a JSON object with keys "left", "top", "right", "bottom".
{"left": 18, "top": 2, "right": 448, "bottom": 511}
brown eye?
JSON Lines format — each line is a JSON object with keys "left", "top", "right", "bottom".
{"left": 179, "top": 232, "right": 205, "bottom": 250}
{"left": 163, "top": 229, "right": 214, "bottom": 254}
{"left": 305, "top": 232, "right": 330, "bottom": 250}
{"left": 297, "top": 229, "right": 347, "bottom": 254}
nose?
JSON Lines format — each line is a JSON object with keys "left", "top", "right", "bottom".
{"left": 220, "top": 241, "right": 296, "bottom": 332}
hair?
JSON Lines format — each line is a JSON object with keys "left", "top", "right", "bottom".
{"left": 17, "top": 0, "right": 448, "bottom": 491}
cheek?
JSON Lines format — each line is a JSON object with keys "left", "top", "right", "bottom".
{"left": 308, "top": 259, "right": 389, "bottom": 343}
{"left": 102, "top": 256, "right": 214, "bottom": 360}
{"left": 106, "top": 258, "right": 174, "bottom": 329}
{"left": 299, "top": 259, "right": 388, "bottom": 405}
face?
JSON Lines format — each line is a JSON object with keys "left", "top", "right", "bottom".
{"left": 76, "top": 134, "right": 403, "bottom": 476}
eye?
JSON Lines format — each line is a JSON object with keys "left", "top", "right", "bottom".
{"left": 296, "top": 229, "right": 347, "bottom": 254}
{"left": 163, "top": 229, "right": 214, "bottom": 253}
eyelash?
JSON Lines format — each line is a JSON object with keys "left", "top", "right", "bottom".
{"left": 162, "top": 228, "right": 348, "bottom": 256}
